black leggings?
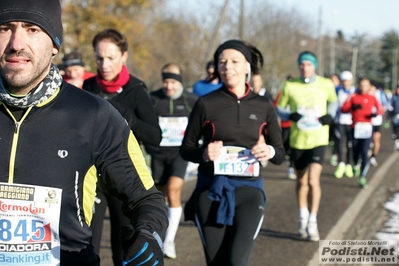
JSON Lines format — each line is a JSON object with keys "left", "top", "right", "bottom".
{"left": 352, "top": 129, "right": 372, "bottom": 177}
{"left": 334, "top": 124, "right": 353, "bottom": 164}
{"left": 90, "top": 184, "right": 130, "bottom": 266}
{"left": 194, "top": 186, "right": 265, "bottom": 266}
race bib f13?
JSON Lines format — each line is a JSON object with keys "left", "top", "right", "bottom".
{"left": 214, "top": 146, "right": 259, "bottom": 177}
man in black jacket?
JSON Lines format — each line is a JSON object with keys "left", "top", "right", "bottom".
{"left": 0, "top": 1, "right": 167, "bottom": 265}
{"left": 146, "top": 63, "right": 197, "bottom": 259}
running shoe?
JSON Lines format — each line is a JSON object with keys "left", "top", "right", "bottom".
{"left": 358, "top": 176, "right": 368, "bottom": 189}
{"left": 353, "top": 164, "right": 361, "bottom": 178}
{"left": 329, "top": 154, "right": 338, "bottom": 166}
{"left": 345, "top": 164, "right": 353, "bottom": 178}
{"left": 395, "top": 140, "right": 399, "bottom": 151}
{"left": 334, "top": 162, "right": 345, "bottom": 179}
{"left": 369, "top": 156, "right": 378, "bottom": 167}
{"left": 163, "top": 241, "right": 177, "bottom": 259}
{"left": 307, "top": 221, "right": 320, "bottom": 241}
{"left": 298, "top": 218, "right": 308, "bottom": 239}
{"left": 287, "top": 167, "right": 297, "bottom": 180}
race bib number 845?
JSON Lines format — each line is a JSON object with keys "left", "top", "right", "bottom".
{"left": 0, "top": 182, "right": 62, "bottom": 266}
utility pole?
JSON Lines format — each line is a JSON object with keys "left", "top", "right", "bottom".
{"left": 202, "top": 0, "right": 229, "bottom": 77}
{"left": 330, "top": 9, "right": 337, "bottom": 75}
{"left": 239, "top": 0, "right": 245, "bottom": 40}
{"left": 330, "top": 31, "right": 335, "bottom": 75}
{"left": 351, "top": 46, "right": 358, "bottom": 82}
{"left": 350, "top": 35, "right": 359, "bottom": 83}
{"left": 392, "top": 49, "right": 398, "bottom": 90}
{"left": 317, "top": 7, "right": 324, "bottom": 76}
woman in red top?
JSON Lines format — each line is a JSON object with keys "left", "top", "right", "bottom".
{"left": 341, "top": 77, "right": 383, "bottom": 188}
{"left": 83, "top": 29, "right": 161, "bottom": 265}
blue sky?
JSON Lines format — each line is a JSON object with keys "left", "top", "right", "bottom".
{"left": 170, "top": 0, "right": 399, "bottom": 38}
{"left": 279, "top": 0, "right": 399, "bottom": 37}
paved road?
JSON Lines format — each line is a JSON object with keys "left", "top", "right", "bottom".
{"left": 98, "top": 126, "right": 398, "bottom": 266}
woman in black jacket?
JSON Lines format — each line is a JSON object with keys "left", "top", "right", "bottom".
{"left": 83, "top": 28, "right": 161, "bottom": 266}
{"left": 180, "top": 40, "right": 285, "bottom": 266}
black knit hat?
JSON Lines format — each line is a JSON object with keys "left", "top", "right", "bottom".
{"left": 0, "top": 0, "right": 63, "bottom": 50}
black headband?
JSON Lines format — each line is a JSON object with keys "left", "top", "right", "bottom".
{"left": 63, "top": 59, "right": 84, "bottom": 68}
{"left": 214, "top": 40, "right": 252, "bottom": 62}
{"left": 162, "top": 72, "right": 182, "bottom": 83}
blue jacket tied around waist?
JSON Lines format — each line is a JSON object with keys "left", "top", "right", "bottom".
{"left": 208, "top": 175, "right": 266, "bottom": 226}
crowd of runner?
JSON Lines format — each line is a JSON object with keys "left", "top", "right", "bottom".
{"left": 60, "top": 38, "right": 399, "bottom": 265}
{"left": 2, "top": 1, "right": 395, "bottom": 264}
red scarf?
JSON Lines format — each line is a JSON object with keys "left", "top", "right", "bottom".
{"left": 95, "top": 65, "right": 130, "bottom": 93}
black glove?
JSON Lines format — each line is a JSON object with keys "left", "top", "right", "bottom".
{"left": 319, "top": 114, "right": 333, "bottom": 125}
{"left": 352, "top": 104, "right": 362, "bottom": 111}
{"left": 122, "top": 225, "right": 164, "bottom": 266}
{"left": 366, "top": 113, "right": 378, "bottom": 119}
{"left": 289, "top": 112, "right": 303, "bottom": 122}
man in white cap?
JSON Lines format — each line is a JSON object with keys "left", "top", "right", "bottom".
{"left": 0, "top": 0, "right": 167, "bottom": 265}
{"left": 277, "top": 51, "right": 337, "bottom": 241}
{"left": 333, "top": 71, "right": 357, "bottom": 178}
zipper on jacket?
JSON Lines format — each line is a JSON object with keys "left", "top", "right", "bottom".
{"left": 237, "top": 100, "right": 241, "bottom": 124}
{"left": 5, "top": 106, "right": 33, "bottom": 183}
